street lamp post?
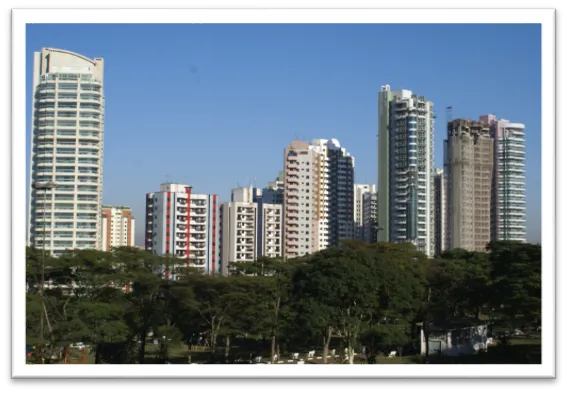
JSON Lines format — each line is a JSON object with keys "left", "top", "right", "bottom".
{"left": 32, "top": 181, "right": 56, "bottom": 346}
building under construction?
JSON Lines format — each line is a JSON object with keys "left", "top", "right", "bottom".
{"left": 445, "top": 118, "right": 494, "bottom": 252}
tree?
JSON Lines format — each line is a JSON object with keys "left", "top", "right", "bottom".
{"left": 360, "top": 324, "right": 409, "bottom": 362}
{"left": 179, "top": 275, "right": 252, "bottom": 360}
{"left": 487, "top": 241, "right": 541, "bottom": 330}
{"left": 291, "top": 248, "right": 376, "bottom": 364}
{"left": 441, "top": 249, "right": 491, "bottom": 320}
{"left": 118, "top": 247, "right": 167, "bottom": 364}
{"left": 230, "top": 257, "right": 299, "bottom": 362}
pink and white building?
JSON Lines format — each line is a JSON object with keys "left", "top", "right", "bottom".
{"left": 480, "top": 114, "right": 526, "bottom": 243}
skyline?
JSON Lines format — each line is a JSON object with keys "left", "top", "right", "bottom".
{"left": 25, "top": 23, "right": 542, "bottom": 246}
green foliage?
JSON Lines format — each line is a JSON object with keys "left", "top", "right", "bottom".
{"left": 25, "top": 241, "right": 541, "bottom": 364}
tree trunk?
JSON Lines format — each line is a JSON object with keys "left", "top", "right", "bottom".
{"left": 95, "top": 344, "right": 103, "bottom": 364}
{"left": 271, "top": 295, "right": 281, "bottom": 362}
{"left": 224, "top": 335, "right": 231, "bottom": 359}
{"left": 424, "top": 324, "right": 429, "bottom": 359}
{"left": 347, "top": 345, "right": 355, "bottom": 364}
{"left": 210, "top": 324, "right": 219, "bottom": 354}
{"left": 139, "top": 325, "right": 148, "bottom": 364}
{"left": 271, "top": 334, "right": 276, "bottom": 362}
{"left": 323, "top": 326, "right": 332, "bottom": 364}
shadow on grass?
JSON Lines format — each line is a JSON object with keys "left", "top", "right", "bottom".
{"left": 425, "top": 344, "right": 541, "bottom": 364}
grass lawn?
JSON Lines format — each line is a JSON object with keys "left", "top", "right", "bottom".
{"left": 53, "top": 335, "right": 541, "bottom": 365}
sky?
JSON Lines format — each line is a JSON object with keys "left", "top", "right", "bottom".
{"left": 25, "top": 23, "right": 542, "bottom": 246}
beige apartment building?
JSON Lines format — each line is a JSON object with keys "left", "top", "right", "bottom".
{"left": 101, "top": 205, "right": 135, "bottom": 251}
{"left": 220, "top": 187, "right": 282, "bottom": 275}
{"left": 445, "top": 119, "right": 494, "bottom": 252}
{"left": 283, "top": 139, "right": 354, "bottom": 259}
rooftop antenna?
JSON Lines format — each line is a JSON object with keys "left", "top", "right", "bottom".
{"left": 165, "top": 173, "right": 170, "bottom": 183}
{"left": 446, "top": 106, "right": 453, "bottom": 124}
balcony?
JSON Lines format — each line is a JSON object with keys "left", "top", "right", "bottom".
{"left": 190, "top": 258, "right": 206, "bottom": 266}
{"left": 192, "top": 208, "right": 207, "bottom": 216}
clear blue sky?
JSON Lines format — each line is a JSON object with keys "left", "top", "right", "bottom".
{"left": 26, "top": 23, "right": 542, "bottom": 246}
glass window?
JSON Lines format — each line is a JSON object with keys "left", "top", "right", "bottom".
{"left": 58, "top": 83, "right": 77, "bottom": 90}
{"left": 58, "top": 92, "right": 78, "bottom": 100}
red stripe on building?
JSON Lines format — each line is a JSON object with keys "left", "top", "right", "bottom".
{"left": 166, "top": 192, "right": 171, "bottom": 255}
{"left": 211, "top": 194, "right": 217, "bottom": 275}
{"left": 185, "top": 187, "right": 192, "bottom": 268}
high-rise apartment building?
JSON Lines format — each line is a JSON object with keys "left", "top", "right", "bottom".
{"left": 433, "top": 169, "right": 447, "bottom": 256}
{"left": 145, "top": 183, "right": 219, "bottom": 276}
{"left": 354, "top": 184, "right": 377, "bottom": 243}
{"left": 377, "top": 85, "right": 435, "bottom": 257}
{"left": 370, "top": 192, "right": 378, "bottom": 241}
{"left": 283, "top": 139, "right": 354, "bottom": 259}
{"left": 262, "top": 172, "right": 284, "bottom": 204}
{"left": 101, "top": 205, "right": 135, "bottom": 251}
{"left": 444, "top": 119, "right": 494, "bottom": 252}
{"left": 220, "top": 187, "right": 282, "bottom": 274}
{"left": 480, "top": 114, "right": 527, "bottom": 242}
{"left": 27, "top": 48, "right": 105, "bottom": 256}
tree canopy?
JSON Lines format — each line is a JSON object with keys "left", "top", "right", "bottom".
{"left": 25, "top": 240, "right": 541, "bottom": 364}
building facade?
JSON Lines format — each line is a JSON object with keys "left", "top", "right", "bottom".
{"left": 444, "top": 119, "right": 494, "bottom": 252}
{"left": 283, "top": 139, "right": 354, "bottom": 259}
{"left": 262, "top": 172, "right": 284, "bottom": 204}
{"left": 318, "top": 139, "right": 355, "bottom": 247}
{"left": 433, "top": 169, "right": 447, "bottom": 256}
{"left": 480, "top": 114, "right": 527, "bottom": 242}
{"left": 354, "top": 184, "right": 377, "bottom": 243}
{"left": 101, "top": 205, "right": 135, "bottom": 251}
{"left": 27, "top": 48, "right": 105, "bottom": 255}
{"left": 377, "top": 85, "right": 435, "bottom": 256}
{"left": 220, "top": 187, "right": 282, "bottom": 275}
{"left": 145, "top": 183, "right": 219, "bottom": 276}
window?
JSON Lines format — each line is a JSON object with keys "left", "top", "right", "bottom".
{"left": 58, "top": 83, "right": 78, "bottom": 91}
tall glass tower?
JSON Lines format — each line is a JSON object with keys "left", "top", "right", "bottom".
{"left": 377, "top": 85, "right": 435, "bottom": 257}
{"left": 27, "top": 48, "right": 105, "bottom": 255}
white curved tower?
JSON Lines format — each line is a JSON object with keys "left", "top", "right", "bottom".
{"left": 28, "top": 48, "right": 105, "bottom": 255}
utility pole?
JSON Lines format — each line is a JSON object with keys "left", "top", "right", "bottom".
{"left": 32, "top": 181, "right": 56, "bottom": 350}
